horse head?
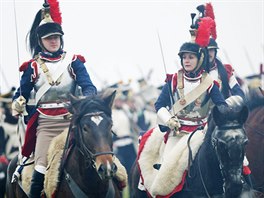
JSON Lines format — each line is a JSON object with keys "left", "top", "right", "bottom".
{"left": 211, "top": 98, "right": 249, "bottom": 198}
{"left": 68, "top": 89, "right": 117, "bottom": 180}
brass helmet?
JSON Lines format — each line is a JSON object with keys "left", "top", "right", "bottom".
{"left": 28, "top": 0, "right": 64, "bottom": 56}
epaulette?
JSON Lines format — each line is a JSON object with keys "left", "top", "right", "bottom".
{"left": 72, "top": 55, "right": 86, "bottom": 63}
{"left": 224, "top": 64, "right": 234, "bottom": 79}
{"left": 165, "top": 74, "right": 174, "bottom": 82}
{"left": 213, "top": 80, "right": 220, "bottom": 87}
{"left": 19, "top": 59, "right": 34, "bottom": 72}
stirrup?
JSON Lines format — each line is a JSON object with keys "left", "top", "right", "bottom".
{"left": 11, "top": 156, "right": 30, "bottom": 183}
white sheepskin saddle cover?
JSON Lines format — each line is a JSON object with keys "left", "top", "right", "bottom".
{"left": 20, "top": 130, "right": 68, "bottom": 196}
{"left": 21, "top": 129, "right": 68, "bottom": 197}
{"left": 44, "top": 128, "right": 68, "bottom": 197}
{"left": 21, "top": 157, "right": 35, "bottom": 194}
{"left": 138, "top": 127, "right": 205, "bottom": 197}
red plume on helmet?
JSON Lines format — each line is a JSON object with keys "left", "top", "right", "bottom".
{"left": 205, "top": 2, "right": 217, "bottom": 40}
{"left": 195, "top": 17, "right": 215, "bottom": 47}
{"left": 47, "top": 0, "right": 62, "bottom": 25}
{"left": 205, "top": 3, "right": 215, "bottom": 20}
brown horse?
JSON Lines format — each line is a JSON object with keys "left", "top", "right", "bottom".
{"left": 6, "top": 90, "right": 124, "bottom": 198}
{"left": 245, "top": 91, "right": 264, "bottom": 195}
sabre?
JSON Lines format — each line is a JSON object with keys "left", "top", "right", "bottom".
{"left": 12, "top": 0, "right": 22, "bottom": 96}
{"left": 12, "top": 0, "right": 26, "bottom": 162}
{"left": 156, "top": 30, "right": 175, "bottom": 114}
{"left": 260, "top": 63, "right": 264, "bottom": 95}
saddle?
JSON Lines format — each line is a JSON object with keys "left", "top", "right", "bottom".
{"left": 137, "top": 127, "right": 205, "bottom": 197}
{"left": 20, "top": 128, "right": 69, "bottom": 196}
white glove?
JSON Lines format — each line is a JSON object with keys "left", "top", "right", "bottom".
{"left": 11, "top": 96, "right": 28, "bottom": 116}
{"left": 166, "top": 116, "right": 181, "bottom": 130}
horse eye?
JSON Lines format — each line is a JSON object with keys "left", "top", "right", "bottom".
{"left": 83, "top": 125, "right": 89, "bottom": 132}
{"left": 243, "top": 138, "right": 248, "bottom": 145}
{"left": 108, "top": 123, "right": 113, "bottom": 130}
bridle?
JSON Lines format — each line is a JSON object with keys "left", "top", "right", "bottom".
{"left": 61, "top": 110, "right": 115, "bottom": 198}
{"left": 197, "top": 123, "right": 246, "bottom": 198}
{"left": 73, "top": 111, "right": 114, "bottom": 168}
{"left": 211, "top": 124, "right": 246, "bottom": 195}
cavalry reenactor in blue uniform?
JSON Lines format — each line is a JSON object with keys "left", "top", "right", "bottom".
{"left": 11, "top": 1, "right": 97, "bottom": 197}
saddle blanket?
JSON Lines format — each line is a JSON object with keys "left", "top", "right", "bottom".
{"left": 137, "top": 127, "right": 205, "bottom": 197}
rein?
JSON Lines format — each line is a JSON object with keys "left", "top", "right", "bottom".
{"left": 187, "top": 125, "right": 204, "bottom": 177}
{"left": 212, "top": 124, "right": 243, "bottom": 170}
{"left": 211, "top": 123, "right": 246, "bottom": 197}
{"left": 194, "top": 123, "right": 245, "bottom": 198}
{"left": 187, "top": 125, "right": 212, "bottom": 198}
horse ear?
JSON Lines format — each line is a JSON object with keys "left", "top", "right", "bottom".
{"left": 238, "top": 105, "right": 249, "bottom": 124}
{"left": 102, "top": 89, "right": 117, "bottom": 109}
{"left": 68, "top": 94, "right": 81, "bottom": 113}
{"left": 212, "top": 106, "right": 226, "bottom": 126}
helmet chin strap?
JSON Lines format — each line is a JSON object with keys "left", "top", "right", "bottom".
{"left": 181, "top": 52, "right": 204, "bottom": 76}
{"left": 38, "top": 38, "right": 62, "bottom": 54}
{"left": 192, "top": 52, "right": 204, "bottom": 74}
{"left": 38, "top": 39, "right": 47, "bottom": 52}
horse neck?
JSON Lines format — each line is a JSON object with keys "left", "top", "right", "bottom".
{"left": 197, "top": 126, "right": 224, "bottom": 188}
{"left": 202, "top": 133, "right": 222, "bottom": 174}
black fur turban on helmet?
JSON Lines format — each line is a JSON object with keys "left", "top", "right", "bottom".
{"left": 178, "top": 42, "right": 209, "bottom": 76}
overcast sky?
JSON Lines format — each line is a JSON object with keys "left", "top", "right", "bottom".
{"left": 0, "top": 0, "right": 263, "bottom": 93}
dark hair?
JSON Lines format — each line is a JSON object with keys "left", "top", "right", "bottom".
{"left": 27, "top": 10, "right": 42, "bottom": 57}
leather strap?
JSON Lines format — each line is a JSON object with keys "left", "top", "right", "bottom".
{"left": 37, "top": 58, "right": 55, "bottom": 85}
{"left": 173, "top": 73, "right": 213, "bottom": 114}
{"left": 35, "top": 52, "right": 72, "bottom": 105}
{"left": 64, "top": 169, "right": 88, "bottom": 198}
